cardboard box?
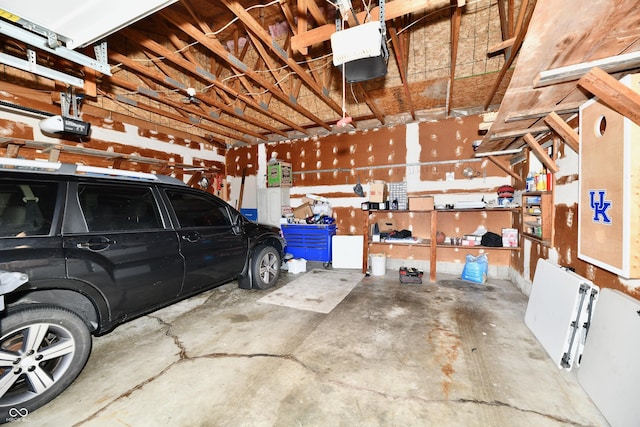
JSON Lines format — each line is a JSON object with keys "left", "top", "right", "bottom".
{"left": 293, "top": 202, "right": 313, "bottom": 219}
{"left": 369, "top": 181, "right": 386, "bottom": 203}
{"left": 408, "top": 196, "right": 434, "bottom": 211}
{"left": 267, "top": 162, "right": 292, "bottom": 187}
{"left": 377, "top": 218, "right": 397, "bottom": 233}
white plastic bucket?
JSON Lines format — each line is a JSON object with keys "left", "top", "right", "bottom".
{"left": 370, "top": 253, "right": 386, "bottom": 276}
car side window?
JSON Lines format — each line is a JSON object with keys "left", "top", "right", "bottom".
{"left": 165, "top": 190, "right": 231, "bottom": 228}
{"left": 78, "top": 184, "right": 162, "bottom": 232}
{"left": 0, "top": 182, "right": 57, "bottom": 237}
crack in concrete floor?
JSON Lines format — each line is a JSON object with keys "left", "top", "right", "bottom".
{"left": 73, "top": 312, "right": 600, "bottom": 427}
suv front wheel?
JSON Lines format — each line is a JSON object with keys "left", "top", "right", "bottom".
{"left": 251, "top": 245, "right": 281, "bottom": 290}
{"left": 0, "top": 306, "right": 92, "bottom": 418}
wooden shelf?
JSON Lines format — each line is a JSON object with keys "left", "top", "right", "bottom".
{"left": 522, "top": 192, "right": 553, "bottom": 246}
{"left": 436, "top": 244, "right": 520, "bottom": 250}
{"left": 363, "top": 206, "right": 519, "bottom": 281}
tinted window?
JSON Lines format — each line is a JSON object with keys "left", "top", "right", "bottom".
{"left": 78, "top": 184, "right": 162, "bottom": 232}
{"left": 0, "top": 182, "right": 57, "bottom": 237}
{"left": 166, "top": 190, "right": 231, "bottom": 228}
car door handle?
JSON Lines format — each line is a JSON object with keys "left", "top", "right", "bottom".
{"left": 181, "top": 232, "right": 200, "bottom": 243}
{"left": 76, "top": 237, "right": 114, "bottom": 252}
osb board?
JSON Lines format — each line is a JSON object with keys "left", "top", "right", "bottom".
{"left": 480, "top": 0, "right": 640, "bottom": 152}
{"left": 579, "top": 99, "right": 625, "bottom": 272}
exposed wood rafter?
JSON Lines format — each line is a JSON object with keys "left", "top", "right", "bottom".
{"left": 291, "top": 0, "right": 437, "bottom": 52}
{"left": 489, "top": 124, "right": 549, "bottom": 140}
{"left": 388, "top": 23, "right": 416, "bottom": 120}
{"left": 543, "top": 111, "right": 579, "bottom": 153}
{"left": 523, "top": 132, "right": 558, "bottom": 173}
{"left": 484, "top": 0, "right": 536, "bottom": 109}
{"left": 117, "top": 28, "right": 307, "bottom": 136}
{"left": 577, "top": 67, "right": 640, "bottom": 127}
{"left": 160, "top": 10, "right": 330, "bottom": 131}
{"left": 448, "top": 1, "right": 462, "bottom": 117}
{"left": 221, "top": 0, "right": 349, "bottom": 123}
{"left": 505, "top": 101, "right": 583, "bottom": 122}
{"left": 535, "top": 51, "right": 640, "bottom": 88}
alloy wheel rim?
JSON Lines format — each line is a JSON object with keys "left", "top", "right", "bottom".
{"left": 259, "top": 252, "right": 278, "bottom": 283}
{"left": 0, "top": 323, "right": 76, "bottom": 406}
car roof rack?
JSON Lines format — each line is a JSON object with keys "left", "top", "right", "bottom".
{"left": 0, "top": 158, "right": 186, "bottom": 185}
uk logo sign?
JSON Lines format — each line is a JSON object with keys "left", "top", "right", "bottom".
{"left": 589, "top": 190, "right": 612, "bottom": 224}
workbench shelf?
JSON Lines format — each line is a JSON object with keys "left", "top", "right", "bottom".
{"left": 363, "top": 207, "right": 519, "bottom": 282}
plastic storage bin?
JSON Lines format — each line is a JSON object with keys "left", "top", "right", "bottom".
{"left": 281, "top": 224, "right": 336, "bottom": 263}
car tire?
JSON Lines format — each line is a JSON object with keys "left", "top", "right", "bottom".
{"left": 251, "top": 245, "right": 281, "bottom": 290}
{"left": 0, "top": 306, "right": 92, "bottom": 420}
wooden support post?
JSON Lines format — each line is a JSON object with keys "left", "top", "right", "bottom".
{"left": 48, "top": 148, "right": 61, "bottom": 163}
{"left": 430, "top": 210, "right": 437, "bottom": 283}
{"left": 6, "top": 143, "right": 21, "bottom": 158}
{"left": 523, "top": 133, "right": 559, "bottom": 173}
{"left": 577, "top": 67, "right": 640, "bottom": 128}
{"left": 487, "top": 155, "right": 523, "bottom": 183}
{"left": 544, "top": 111, "right": 580, "bottom": 153}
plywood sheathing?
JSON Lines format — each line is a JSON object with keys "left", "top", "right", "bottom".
{"left": 479, "top": 0, "right": 640, "bottom": 154}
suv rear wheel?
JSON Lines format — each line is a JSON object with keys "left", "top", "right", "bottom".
{"left": 251, "top": 245, "right": 281, "bottom": 290}
{"left": 0, "top": 306, "right": 92, "bottom": 418}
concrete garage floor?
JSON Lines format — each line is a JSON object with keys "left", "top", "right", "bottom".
{"left": 25, "top": 265, "right": 607, "bottom": 427}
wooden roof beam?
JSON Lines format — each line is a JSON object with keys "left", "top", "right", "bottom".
{"left": 106, "top": 75, "right": 258, "bottom": 143}
{"left": 388, "top": 23, "right": 415, "bottom": 120}
{"left": 543, "top": 111, "right": 579, "bottom": 153}
{"left": 535, "top": 51, "right": 640, "bottom": 88}
{"left": 484, "top": 0, "right": 535, "bottom": 110}
{"left": 523, "top": 133, "right": 559, "bottom": 173}
{"left": 291, "top": 0, "right": 438, "bottom": 52}
{"left": 297, "top": 0, "right": 309, "bottom": 55}
{"left": 577, "top": 66, "right": 640, "bottom": 127}
{"left": 447, "top": 1, "right": 462, "bottom": 117}
{"left": 505, "top": 101, "right": 583, "bottom": 122}
{"left": 245, "top": 30, "right": 290, "bottom": 95}
{"left": 489, "top": 124, "right": 549, "bottom": 140}
{"left": 119, "top": 29, "right": 302, "bottom": 136}
{"left": 161, "top": 10, "right": 329, "bottom": 131}
{"left": 108, "top": 52, "right": 273, "bottom": 141}
{"left": 354, "top": 83, "right": 386, "bottom": 125}
{"left": 221, "top": 0, "right": 349, "bottom": 123}
{"left": 487, "top": 155, "right": 522, "bottom": 182}
{"left": 102, "top": 79, "right": 245, "bottom": 146}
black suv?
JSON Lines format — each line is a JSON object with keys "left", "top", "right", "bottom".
{"left": 0, "top": 159, "right": 285, "bottom": 419}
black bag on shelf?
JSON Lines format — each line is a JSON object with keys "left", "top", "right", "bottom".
{"left": 481, "top": 231, "right": 503, "bottom": 247}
